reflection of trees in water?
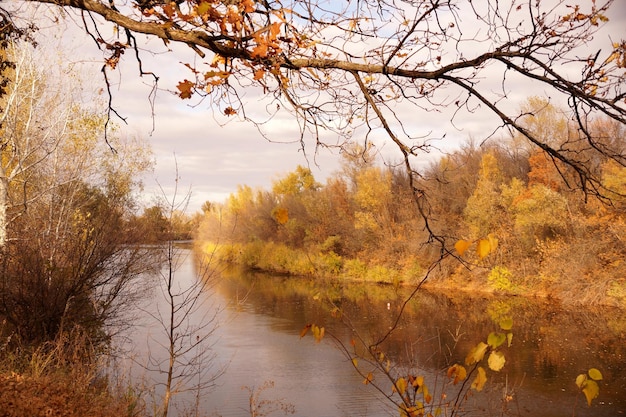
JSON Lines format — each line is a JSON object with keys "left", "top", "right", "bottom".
{"left": 215, "top": 268, "right": 626, "bottom": 412}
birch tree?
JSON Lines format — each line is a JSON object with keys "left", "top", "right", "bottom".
{"left": 0, "top": 43, "right": 80, "bottom": 247}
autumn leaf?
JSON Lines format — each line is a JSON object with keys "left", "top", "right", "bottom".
{"left": 575, "top": 368, "right": 602, "bottom": 406}
{"left": 423, "top": 385, "right": 432, "bottom": 404}
{"left": 177, "top": 79, "right": 195, "bottom": 99}
{"left": 240, "top": 0, "right": 255, "bottom": 13}
{"left": 487, "top": 332, "right": 506, "bottom": 349}
{"left": 224, "top": 107, "right": 237, "bottom": 116}
{"left": 454, "top": 239, "right": 472, "bottom": 256}
{"left": 251, "top": 43, "right": 268, "bottom": 59}
{"left": 299, "top": 324, "right": 312, "bottom": 338}
{"left": 272, "top": 207, "right": 289, "bottom": 224}
{"left": 488, "top": 350, "right": 506, "bottom": 372}
{"left": 471, "top": 366, "right": 487, "bottom": 391}
{"left": 588, "top": 368, "right": 603, "bottom": 381}
{"left": 487, "top": 233, "right": 498, "bottom": 252}
{"left": 476, "top": 238, "right": 491, "bottom": 259}
{"left": 196, "top": 2, "right": 210, "bottom": 15}
{"left": 465, "top": 341, "right": 488, "bottom": 365}
{"left": 447, "top": 364, "right": 467, "bottom": 385}
{"left": 412, "top": 375, "right": 424, "bottom": 390}
{"left": 499, "top": 317, "right": 513, "bottom": 331}
{"left": 253, "top": 68, "right": 265, "bottom": 81}
{"left": 162, "top": 2, "right": 176, "bottom": 18}
{"left": 312, "top": 324, "right": 325, "bottom": 343}
{"left": 393, "top": 377, "right": 407, "bottom": 395}
{"left": 582, "top": 379, "right": 600, "bottom": 406}
{"left": 269, "top": 22, "right": 281, "bottom": 42}
{"left": 363, "top": 372, "right": 373, "bottom": 385}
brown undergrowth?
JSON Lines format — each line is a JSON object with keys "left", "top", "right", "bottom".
{"left": 0, "top": 325, "right": 143, "bottom": 417}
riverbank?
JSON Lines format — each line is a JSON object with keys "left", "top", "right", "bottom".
{"left": 0, "top": 328, "right": 142, "bottom": 417}
{"left": 199, "top": 241, "right": 626, "bottom": 309}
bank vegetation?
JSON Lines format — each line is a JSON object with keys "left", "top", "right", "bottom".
{"left": 197, "top": 98, "right": 626, "bottom": 309}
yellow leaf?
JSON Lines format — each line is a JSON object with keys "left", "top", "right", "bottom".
{"left": 506, "top": 332, "right": 513, "bottom": 347}
{"left": 487, "top": 332, "right": 506, "bottom": 349}
{"left": 363, "top": 372, "right": 373, "bottom": 385}
{"left": 211, "top": 54, "right": 225, "bottom": 68}
{"left": 352, "top": 358, "right": 358, "bottom": 368}
{"left": 423, "top": 384, "right": 432, "bottom": 404}
{"left": 575, "top": 373, "right": 587, "bottom": 388}
{"left": 487, "top": 233, "right": 498, "bottom": 252}
{"left": 476, "top": 239, "right": 491, "bottom": 259}
{"left": 588, "top": 368, "right": 603, "bottom": 381}
{"left": 195, "top": 2, "right": 210, "bottom": 17}
{"left": 394, "top": 377, "right": 408, "bottom": 395}
{"left": 465, "top": 342, "right": 488, "bottom": 365}
{"left": 412, "top": 375, "right": 424, "bottom": 389}
{"left": 471, "top": 367, "right": 487, "bottom": 391}
{"left": 488, "top": 350, "right": 506, "bottom": 372}
{"left": 499, "top": 317, "right": 513, "bottom": 331}
{"left": 454, "top": 239, "right": 472, "bottom": 256}
{"left": 582, "top": 380, "right": 600, "bottom": 406}
{"left": 606, "top": 51, "right": 620, "bottom": 65}
{"left": 312, "top": 325, "right": 325, "bottom": 343}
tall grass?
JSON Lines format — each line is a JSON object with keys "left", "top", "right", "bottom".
{"left": 0, "top": 324, "right": 143, "bottom": 417}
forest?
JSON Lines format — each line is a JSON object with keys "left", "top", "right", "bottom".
{"left": 196, "top": 97, "right": 626, "bottom": 308}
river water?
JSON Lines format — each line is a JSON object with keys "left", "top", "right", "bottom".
{"left": 127, "top": 249, "right": 626, "bottom": 417}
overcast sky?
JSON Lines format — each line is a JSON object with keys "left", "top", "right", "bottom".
{"left": 22, "top": 1, "right": 626, "bottom": 213}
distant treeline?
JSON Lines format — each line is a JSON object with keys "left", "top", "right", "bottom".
{"left": 196, "top": 98, "right": 626, "bottom": 307}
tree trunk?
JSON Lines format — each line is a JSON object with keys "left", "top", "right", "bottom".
{"left": 0, "top": 174, "right": 8, "bottom": 248}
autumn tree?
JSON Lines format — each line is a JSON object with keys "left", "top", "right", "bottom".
{"left": 0, "top": 40, "right": 155, "bottom": 347}
{"left": 5, "top": 0, "right": 624, "bottom": 248}
{"left": 463, "top": 152, "right": 506, "bottom": 238}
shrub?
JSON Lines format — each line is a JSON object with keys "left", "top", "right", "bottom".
{"left": 487, "top": 266, "right": 515, "bottom": 292}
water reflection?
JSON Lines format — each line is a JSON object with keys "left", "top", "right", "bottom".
{"left": 207, "top": 266, "right": 625, "bottom": 417}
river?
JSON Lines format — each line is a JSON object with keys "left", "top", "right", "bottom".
{"left": 126, "top": 249, "right": 626, "bottom": 417}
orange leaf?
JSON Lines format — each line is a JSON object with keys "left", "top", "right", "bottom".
{"left": 299, "top": 324, "right": 312, "bottom": 338}
{"left": 251, "top": 42, "right": 268, "bottom": 58}
{"left": 241, "top": 0, "right": 255, "bottom": 13}
{"left": 454, "top": 239, "right": 472, "bottom": 256}
{"left": 224, "top": 107, "right": 237, "bottom": 116}
{"left": 269, "top": 22, "right": 281, "bottom": 38}
{"left": 253, "top": 68, "right": 266, "bottom": 81}
{"left": 163, "top": 2, "right": 176, "bottom": 18}
{"left": 176, "top": 80, "right": 195, "bottom": 99}
{"left": 447, "top": 364, "right": 467, "bottom": 385}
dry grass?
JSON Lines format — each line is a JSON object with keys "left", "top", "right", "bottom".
{"left": 0, "top": 326, "right": 144, "bottom": 417}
